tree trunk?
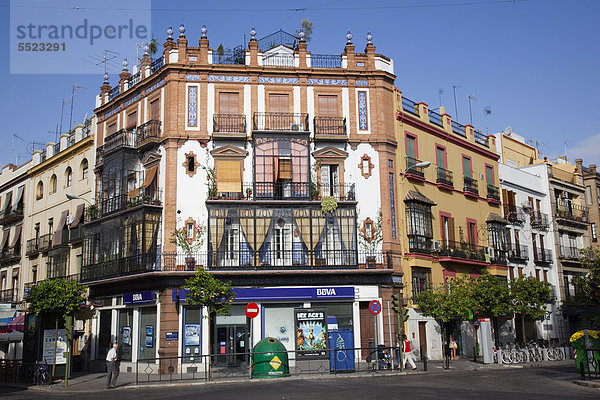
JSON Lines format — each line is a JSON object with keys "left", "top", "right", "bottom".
{"left": 521, "top": 314, "right": 526, "bottom": 344}
{"left": 52, "top": 317, "right": 58, "bottom": 379}
{"left": 473, "top": 321, "right": 477, "bottom": 362}
{"left": 441, "top": 324, "right": 447, "bottom": 369}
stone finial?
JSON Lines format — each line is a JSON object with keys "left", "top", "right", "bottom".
{"left": 122, "top": 57, "right": 128, "bottom": 70}
{"left": 346, "top": 29, "right": 352, "bottom": 43}
{"left": 250, "top": 26, "right": 256, "bottom": 39}
{"left": 366, "top": 31, "right": 372, "bottom": 44}
{"left": 299, "top": 27, "right": 305, "bottom": 42}
{"left": 179, "top": 23, "right": 186, "bottom": 37}
{"left": 167, "top": 25, "right": 173, "bottom": 38}
{"left": 143, "top": 43, "right": 149, "bottom": 56}
{"left": 201, "top": 23, "right": 207, "bottom": 37}
{"left": 103, "top": 71, "right": 109, "bottom": 83}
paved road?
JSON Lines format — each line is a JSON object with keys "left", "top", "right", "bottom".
{"left": 1, "top": 365, "right": 597, "bottom": 399}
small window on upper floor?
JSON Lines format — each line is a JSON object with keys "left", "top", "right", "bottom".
{"left": 65, "top": 167, "right": 72, "bottom": 187}
{"left": 49, "top": 174, "right": 57, "bottom": 194}
{"left": 187, "top": 222, "right": 194, "bottom": 239}
{"left": 36, "top": 181, "right": 44, "bottom": 200}
{"left": 81, "top": 159, "right": 89, "bottom": 180}
{"left": 187, "top": 155, "right": 195, "bottom": 173}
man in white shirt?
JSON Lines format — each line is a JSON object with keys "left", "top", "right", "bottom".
{"left": 106, "top": 343, "right": 119, "bottom": 388}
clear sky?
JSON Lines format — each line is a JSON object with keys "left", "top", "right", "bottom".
{"left": 1, "top": 0, "right": 598, "bottom": 167}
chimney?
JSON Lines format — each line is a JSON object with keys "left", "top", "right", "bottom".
{"left": 590, "top": 164, "right": 597, "bottom": 174}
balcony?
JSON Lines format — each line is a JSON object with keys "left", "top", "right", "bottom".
{"left": 487, "top": 184, "right": 500, "bottom": 202}
{"left": 558, "top": 245, "right": 580, "bottom": 261}
{"left": 534, "top": 248, "right": 553, "bottom": 265}
{"left": 401, "top": 97, "right": 418, "bottom": 116}
{"left": 489, "top": 247, "right": 508, "bottom": 265}
{"left": 135, "top": 120, "right": 162, "bottom": 149}
{"left": 108, "top": 85, "right": 120, "bottom": 101}
{"left": 253, "top": 113, "right": 309, "bottom": 132}
{"left": 314, "top": 117, "right": 347, "bottom": 139}
{"left": 311, "top": 54, "right": 342, "bottom": 68}
{"left": 81, "top": 252, "right": 163, "bottom": 282}
{"left": 0, "top": 208, "right": 24, "bottom": 225}
{"left": 463, "top": 176, "right": 479, "bottom": 196}
{"left": 150, "top": 56, "right": 164, "bottom": 73}
{"left": 38, "top": 234, "right": 52, "bottom": 252}
{"left": 95, "top": 188, "right": 162, "bottom": 220}
{"left": 507, "top": 244, "right": 529, "bottom": 263}
{"left": 102, "top": 129, "right": 135, "bottom": 155}
{"left": 503, "top": 205, "right": 525, "bottom": 224}
{"left": 208, "top": 182, "right": 355, "bottom": 202}
{"left": 69, "top": 225, "right": 83, "bottom": 243}
{"left": 26, "top": 238, "right": 39, "bottom": 257}
{"left": 436, "top": 167, "right": 453, "bottom": 188}
{"left": 530, "top": 211, "right": 549, "bottom": 230}
{"left": 474, "top": 131, "right": 489, "bottom": 147}
{"left": 0, "top": 247, "right": 21, "bottom": 264}
{"left": 407, "top": 235, "right": 432, "bottom": 254}
{"left": 0, "top": 289, "right": 19, "bottom": 303}
{"left": 438, "top": 240, "right": 488, "bottom": 264}
{"left": 554, "top": 201, "right": 589, "bottom": 227}
{"left": 25, "top": 274, "right": 80, "bottom": 295}
{"left": 405, "top": 157, "right": 426, "bottom": 180}
{"left": 212, "top": 114, "right": 247, "bottom": 139}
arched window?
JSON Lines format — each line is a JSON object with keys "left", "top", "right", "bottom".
{"left": 49, "top": 174, "right": 57, "bottom": 194}
{"left": 36, "top": 181, "right": 44, "bottom": 200}
{"left": 81, "top": 158, "right": 89, "bottom": 180}
{"left": 65, "top": 167, "right": 72, "bottom": 187}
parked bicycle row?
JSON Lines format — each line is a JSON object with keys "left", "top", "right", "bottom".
{"left": 493, "top": 342, "right": 568, "bottom": 364}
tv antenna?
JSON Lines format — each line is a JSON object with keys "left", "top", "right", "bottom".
{"left": 59, "top": 98, "right": 68, "bottom": 140}
{"left": 452, "top": 85, "right": 462, "bottom": 121}
{"left": 438, "top": 88, "right": 445, "bottom": 109}
{"left": 69, "top": 83, "right": 87, "bottom": 133}
{"left": 12, "top": 134, "right": 45, "bottom": 164}
{"left": 484, "top": 106, "right": 492, "bottom": 134}
{"left": 467, "top": 93, "right": 478, "bottom": 126}
{"left": 563, "top": 140, "right": 569, "bottom": 160}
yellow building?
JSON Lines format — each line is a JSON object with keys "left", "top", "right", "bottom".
{"left": 394, "top": 88, "right": 507, "bottom": 359}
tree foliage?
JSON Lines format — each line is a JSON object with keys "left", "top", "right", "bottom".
{"left": 296, "top": 18, "right": 313, "bottom": 42}
{"left": 471, "top": 272, "right": 511, "bottom": 317}
{"left": 412, "top": 276, "right": 472, "bottom": 323}
{"left": 182, "top": 269, "right": 236, "bottom": 316}
{"left": 510, "top": 276, "right": 552, "bottom": 320}
{"left": 28, "top": 278, "right": 87, "bottom": 320}
{"left": 561, "top": 247, "right": 600, "bottom": 328}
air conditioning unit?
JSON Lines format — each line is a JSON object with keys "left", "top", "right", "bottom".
{"left": 431, "top": 240, "right": 441, "bottom": 252}
{"left": 560, "top": 191, "right": 569, "bottom": 199}
{"left": 290, "top": 123, "right": 304, "bottom": 131}
{"left": 66, "top": 215, "right": 75, "bottom": 225}
{"left": 522, "top": 201, "right": 532, "bottom": 209}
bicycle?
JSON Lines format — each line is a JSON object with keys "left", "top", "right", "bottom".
{"left": 546, "top": 344, "right": 565, "bottom": 361}
{"left": 33, "top": 361, "right": 51, "bottom": 385}
{"left": 527, "top": 341, "right": 543, "bottom": 363}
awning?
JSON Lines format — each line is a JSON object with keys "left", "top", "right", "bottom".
{"left": 70, "top": 204, "right": 85, "bottom": 228}
{"left": 0, "top": 229, "right": 9, "bottom": 250}
{"left": 486, "top": 212, "right": 509, "bottom": 225}
{"left": 7, "top": 314, "right": 24, "bottom": 331}
{"left": 403, "top": 190, "right": 437, "bottom": 206}
{"left": 1, "top": 191, "right": 12, "bottom": 214}
{"left": 9, "top": 224, "right": 22, "bottom": 248}
{"left": 11, "top": 186, "right": 24, "bottom": 213}
{"left": 140, "top": 166, "right": 158, "bottom": 189}
{"left": 0, "top": 331, "right": 23, "bottom": 342}
{"left": 53, "top": 210, "right": 69, "bottom": 246}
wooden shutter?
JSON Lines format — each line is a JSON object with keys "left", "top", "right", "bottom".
{"left": 279, "top": 159, "right": 292, "bottom": 180}
{"left": 107, "top": 123, "right": 116, "bottom": 136}
{"left": 219, "top": 92, "right": 239, "bottom": 114}
{"left": 448, "top": 217, "right": 455, "bottom": 243}
{"left": 502, "top": 189, "right": 508, "bottom": 204}
{"left": 532, "top": 233, "right": 537, "bottom": 256}
{"left": 127, "top": 111, "right": 137, "bottom": 128}
{"left": 268, "top": 94, "right": 289, "bottom": 113}
{"left": 150, "top": 99, "right": 160, "bottom": 121}
{"left": 216, "top": 160, "right": 242, "bottom": 193}
{"left": 318, "top": 95, "right": 338, "bottom": 116}
{"left": 528, "top": 196, "right": 534, "bottom": 209}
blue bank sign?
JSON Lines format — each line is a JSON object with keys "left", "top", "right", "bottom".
{"left": 123, "top": 291, "right": 155, "bottom": 305}
{"left": 172, "top": 287, "right": 355, "bottom": 303}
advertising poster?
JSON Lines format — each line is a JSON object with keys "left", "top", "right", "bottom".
{"left": 294, "top": 308, "right": 327, "bottom": 358}
{"left": 42, "top": 329, "right": 67, "bottom": 364}
{"left": 122, "top": 326, "right": 132, "bottom": 346}
{"left": 185, "top": 324, "right": 201, "bottom": 346}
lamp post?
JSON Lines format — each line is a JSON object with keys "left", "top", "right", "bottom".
{"left": 65, "top": 193, "right": 92, "bottom": 205}
{"left": 402, "top": 161, "right": 431, "bottom": 182}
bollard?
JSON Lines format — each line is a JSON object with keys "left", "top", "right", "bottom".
{"left": 580, "top": 361, "right": 585, "bottom": 380}
{"left": 497, "top": 349, "right": 503, "bottom": 365}
{"left": 423, "top": 356, "right": 428, "bottom": 371}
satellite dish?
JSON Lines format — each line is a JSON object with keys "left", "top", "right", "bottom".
{"left": 505, "top": 126, "right": 512, "bottom": 136}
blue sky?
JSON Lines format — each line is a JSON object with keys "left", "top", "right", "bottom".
{"left": 1, "top": 0, "right": 598, "bottom": 167}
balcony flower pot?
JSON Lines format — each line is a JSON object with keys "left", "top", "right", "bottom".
{"left": 366, "top": 256, "right": 377, "bottom": 269}
{"left": 246, "top": 188, "right": 252, "bottom": 198}
{"left": 185, "top": 257, "right": 196, "bottom": 270}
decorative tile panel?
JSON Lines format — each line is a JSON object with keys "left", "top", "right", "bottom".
{"left": 186, "top": 74, "right": 201, "bottom": 81}
{"left": 105, "top": 106, "right": 120, "bottom": 118}
{"left": 188, "top": 56, "right": 198, "bottom": 61}
{"left": 358, "top": 91, "right": 368, "bottom": 130}
{"left": 355, "top": 80, "right": 369, "bottom": 86}
{"left": 146, "top": 79, "right": 165, "bottom": 94}
{"left": 208, "top": 75, "right": 251, "bottom": 83}
{"left": 307, "top": 78, "right": 348, "bottom": 86}
{"left": 188, "top": 86, "right": 197, "bottom": 127}
{"left": 257, "top": 76, "right": 300, "bottom": 84}
{"left": 124, "top": 94, "right": 141, "bottom": 107}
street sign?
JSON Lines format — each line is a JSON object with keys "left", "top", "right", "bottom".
{"left": 245, "top": 302, "right": 260, "bottom": 319}
{"left": 369, "top": 300, "right": 382, "bottom": 315}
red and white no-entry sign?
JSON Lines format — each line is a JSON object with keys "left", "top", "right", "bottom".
{"left": 245, "top": 302, "right": 259, "bottom": 319}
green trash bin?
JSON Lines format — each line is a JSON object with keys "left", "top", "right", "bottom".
{"left": 251, "top": 337, "right": 290, "bottom": 378}
{"left": 570, "top": 330, "right": 600, "bottom": 373}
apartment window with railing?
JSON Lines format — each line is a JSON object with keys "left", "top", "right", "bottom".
{"left": 412, "top": 268, "right": 430, "bottom": 297}
{"left": 406, "top": 201, "right": 433, "bottom": 252}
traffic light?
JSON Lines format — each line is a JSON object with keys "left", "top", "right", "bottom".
{"left": 391, "top": 294, "right": 400, "bottom": 313}
{"left": 401, "top": 308, "right": 409, "bottom": 322}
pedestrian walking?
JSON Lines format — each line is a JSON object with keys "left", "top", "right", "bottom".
{"left": 106, "top": 343, "right": 119, "bottom": 389}
{"left": 449, "top": 334, "right": 458, "bottom": 360}
{"left": 402, "top": 334, "right": 417, "bottom": 370}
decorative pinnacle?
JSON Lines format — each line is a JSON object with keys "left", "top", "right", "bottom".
{"left": 122, "top": 57, "right": 128, "bottom": 69}
{"left": 179, "top": 23, "right": 185, "bottom": 37}
{"left": 250, "top": 26, "right": 256, "bottom": 39}
{"left": 143, "top": 43, "right": 149, "bottom": 55}
{"left": 103, "top": 72, "right": 109, "bottom": 83}
{"left": 366, "top": 31, "right": 372, "bottom": 44}
{"left": 346, "top": 29, "right": 352, "bottom": 43}
{"left": 299, "top": 27, "right": 305, "bottom": 41}
{"left": 201, "top": 23, "right": 207, "bottom": 37}
{"left": 167, "top": 25, "right": 173, "bottom": 38}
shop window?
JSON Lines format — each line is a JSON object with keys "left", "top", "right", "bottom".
{"left": 138, "top": 307, "right": 157, "bottom": 361}
{"left": 183, "top": 306, "right": 202, "bottom": 361}
{"left": 118, "top": 309, "right": 134, "bottom": 361}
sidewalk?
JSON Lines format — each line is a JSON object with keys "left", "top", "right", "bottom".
{"left": 2, "top": 358, "right": 579, "bottom": 393}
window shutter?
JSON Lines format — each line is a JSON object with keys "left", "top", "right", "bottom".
{"left": 219, "top": 92, "right": 239, "bottom": 114}
{"left": 150, "top": 100, "right": 160, "bottom": 120}
{"left": 278, "top": 159, "right": 292, "bottom": 180}
{"left": 448, "top": 217, "right": 455, "bottom": 243}
{"left": 216, "top": 160, "right": 242, "bottom": 193}
{"left": 269, "top": 94, "right": 289, "bottom": 113}
{"left": 128, "top": 111, "right": 137, "bottom": 128}
{"left": 318, "top": 95, "right": 338, "bottom": 116}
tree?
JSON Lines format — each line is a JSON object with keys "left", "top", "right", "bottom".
{"left": 296, "top": 18, "right": 313, "bottom": 42}
{"left": 216, "top": 43, "right": 224, "bottom": 63}
{"left": 28, "top": 278, "right": 87, "bottom": 383}
{"left": 181, "top": 269, "right": 236, "bottom": 316}
{"left": 148, "top": 38, "right": 160, "bottom": 56}
{"left": 470, "top": 271, "right": 511, "bottom": 318}
{"left": 561, "top": 247, "right": 600, "bottom": 328}
{"left": 509, "top": 276, "right": 552, "bottom": 343}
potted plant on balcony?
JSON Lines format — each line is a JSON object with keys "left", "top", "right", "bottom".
{"left": 170, "top": 221, "right": 205, "bottom": 271}
{"left": 86, "top": 204, "right": 99, "bottom": 220}
{"left": 359, "top": 210, "right": 382, "bottom": 269}
{"left": 321, "top": 196, "right": 338, "bottom": 214}
{"left": 245, "top": 187, "right": 252, "bottom": 198}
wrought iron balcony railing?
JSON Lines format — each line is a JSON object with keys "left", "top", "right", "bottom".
{"left": 428, "top": 109, "right": 442, "bottom": 127}
{"left": 0, "top": 289, "right": 18, "bottom": 303}
{"left": 438, "top": 240, "right": 487, "bottom": 263}
{"left": 26, "top": 238, "right": 39, "bottom": 256}
{"left": 503, "top": 205, "right": 525, "bottom": 224}
{"left": 81, "top": 252, "right": 159, "bottom": 282}
{"left": 94, "top": 188, "right": 163, "bottom": 219}
{"left": 559, "top": 245, "right": 580, "bottom": 261}
{"left": 252, "top": 113, "right": 310, "bottom": 132}
{"left": 487, "top": 184, "right": 500, "bottom": 201}
{"left": 436, "top": 167, "right": 453, "bottom": 187}
{"left": 463, "top": 176, "right": 479, "bottom": 195}
{"left": 474, "top": 131, "right": 489, "bottom": 147}
{"left": 103, "top": 129, "right": 135, "bottom": 154}
{"left": 534, "top": 248, "right": 553, "bottom": 264}
{"left": 213, "top": 114, "right": 247, "bottom": 134}
{"left": 508, "top": 245, "right": 529, "bottom": 263}
{"left": 489, "top": 247, "right": 508, "bottom": 265}
{"left": 405, "top": 157, "right": 425, "bottom": 179}
{"left": 554, "top": 201, "right": 589, "bottom": 225}
{"left": 407, "top": 235, "right": 432, "bottom": 254}
{"left": 401, "top": 97, "right": 418, "bottom": 116}
{"left": 208, "top": 182, "right": 355, "bottom": 202}
{"left": 451, "top": 120, "right": 466, "bottom": 137}
{"left": 311, "top": 54, "right": 342, "bottom": 68}
{"left": 0, "top": 208, "right": 24, "bottom": 225}
{"left": 530, "top": 211, "right": 549, "bottom": 230}
{"left": 0, "top": 247, "right": 21, "bottom": 263}
{"left": 38, "top": 234, "right": 52, "bottom": 252}
{"left": 314, "top": 117, "right": 346, "bottom": 136}
{"left": 108, "top": 85, "right": 120, "bottom": 101}
{"left": 135, "top": 120, "right": 161, "bottom": 147}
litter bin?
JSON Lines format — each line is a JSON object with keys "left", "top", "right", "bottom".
{"left": 570, "top": 330, "right": 600, "bottom": 373}
{"left": 251, "top": 337, "right": 290, "bottom": 378}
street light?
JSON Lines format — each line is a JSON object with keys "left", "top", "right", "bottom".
{"left": 65, "top": 193, "right": 92, "bottom": 205}
{"left": 402, "top": 161, "right": 431, "bottom": 182}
